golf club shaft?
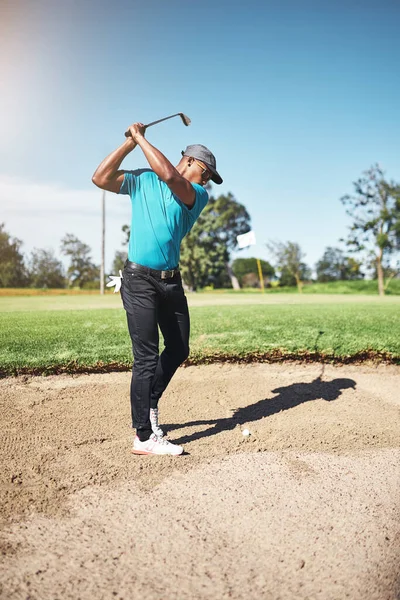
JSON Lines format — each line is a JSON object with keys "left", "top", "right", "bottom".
{"left": 124, "top": 113, "right": 185, "bottom": 138}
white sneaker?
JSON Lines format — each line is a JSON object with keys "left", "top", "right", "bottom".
{"left": 132, "top": 434, "right": 183, "bottom": 456}
{"left": 150, "top": 408, "right": 165, "bottom": 438}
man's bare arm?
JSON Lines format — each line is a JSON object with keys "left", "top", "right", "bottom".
{"left": 92, "top": 138, "right": 137, "bottom": 194}
{"left": 129, "top": 123, "right": 196, "bottom": 207}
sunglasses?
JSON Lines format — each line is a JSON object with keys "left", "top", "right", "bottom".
{"left": 193, "top": 158, "right": 212, "bottom": 180}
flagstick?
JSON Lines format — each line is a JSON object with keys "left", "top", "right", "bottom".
{"left": 256, "top": 258, "right": 264, "bottom": 293}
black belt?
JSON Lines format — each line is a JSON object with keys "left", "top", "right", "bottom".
{"left": 124, "top": 261, "right": 179, "bottom": 280}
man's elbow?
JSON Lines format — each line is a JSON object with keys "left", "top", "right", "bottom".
{"left": 92, "top": 173, "right": 104, "bottom": 189}
{"left": 91, "top": 174, "right": 121, "bottom": 195}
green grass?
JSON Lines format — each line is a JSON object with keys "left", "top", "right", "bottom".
{"left": 0, "top": 290, "right": 398, "bottom": 313}
{"left": 1, "top": 295, "right": 399, "bottom": 375}
{"left": 0, "top": 294, "right": 123, "bottom": 312}
{"left": 189, "top": 303, "right": 400, "bottom": 360}
{"left": 298, "top": 279, "right": 400, "bottom": 295}
{"left": 201, "top": 280, "right": 400, "bottom": 295}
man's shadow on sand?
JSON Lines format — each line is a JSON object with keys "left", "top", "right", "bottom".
{"left": 166, "top": 375, "right": 356, "bottom": 445}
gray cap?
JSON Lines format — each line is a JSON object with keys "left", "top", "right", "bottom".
{"left": 181, "top": 144, "right": 223, "bottom": 184}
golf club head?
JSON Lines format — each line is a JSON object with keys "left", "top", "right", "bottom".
{"left": 124, "top": 113, "right": 191, "bottom": 137}
{"left": 179, "top": 113, "right": 191, "bottom": 126}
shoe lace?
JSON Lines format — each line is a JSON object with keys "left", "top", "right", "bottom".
{"left": 151, "top": 433, "right": 170, "bottom": 446}
{"left": 150, "top": 408, "right": 164, "bottom": 436}
{"left": 150, "top": 408, "right": 160, "bottom": 427}
{"left": 158, "top": 436, "right": 171, "bottom": 446}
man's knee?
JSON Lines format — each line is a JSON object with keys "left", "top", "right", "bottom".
{"left": 164, "top": 342, "right": 189, "bottom": 365}
{"left": 132, "top": 353, "right": 159, "bottom": 377}
{"left": 176, "top": 343, "right": 190, "bottom": 365}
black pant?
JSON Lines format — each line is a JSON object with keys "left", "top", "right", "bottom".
{"left": 120, "top": 264, "right": 190, "bottom": 441}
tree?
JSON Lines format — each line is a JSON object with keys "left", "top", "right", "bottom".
{"left": 232, "top": 257, "right": 275, "bottom": 288}
{"left": 111, "top": 250, "right": 128, "bottom": 274}
{"left": 180, "top": 192, "right": 251, "bottom": 290}
{"left": 180, "top": 230, "right": 230, "bottom": 290}
{"left": 60, "top": 234, "right": 100, "bottom": 288}
{"left": 340, "top": 164, "right": 400, "bottom": 296}
{"left": 366, "top": 255, "right": 399, "bottom": 292}
{"left": 28, "top": 248, "right": 66, "bottom": 288}
{"left": 107, "top": 225, "right": 130, "bottom": 276}
{"left": 278, "top": 264, "right": 311, "bottom": 288}
{"left": 316, "top": 247, "right": 364, "bottom": 282}
{"left": 0, "top": 223, "right": 29, "bottom": 287}
{"left": 122, "top": 224, "right": 130, "bottom": 246}
{"left": 266, "top": 241, "right": 310, "bottom": 291}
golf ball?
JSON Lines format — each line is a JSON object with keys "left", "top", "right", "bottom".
{"left": 242, "top": 428, "right": 250, "bottom": 437}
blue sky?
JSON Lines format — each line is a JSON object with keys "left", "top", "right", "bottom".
{"left": 1, "top": 0, "right": 399, "bottom": 274}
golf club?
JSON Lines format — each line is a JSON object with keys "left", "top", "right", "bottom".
{"left": 124, "top": 113, "right": 191, "bottom": 137}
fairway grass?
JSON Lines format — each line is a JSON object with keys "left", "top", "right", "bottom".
{"left": 1, "top": 291, "right": 399, "bottom": 312}
{"left": 1, "top": 294, "right": 399, "bottom": 375}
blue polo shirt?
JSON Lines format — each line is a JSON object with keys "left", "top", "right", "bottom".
{"left": 119, "top": 169, "right": 209, "bottom": 270}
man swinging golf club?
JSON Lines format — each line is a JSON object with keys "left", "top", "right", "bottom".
{"left": 92, "top": 120, "right": 222, "bottom": 455}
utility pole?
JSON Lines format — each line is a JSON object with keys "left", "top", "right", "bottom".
{"left": 100, "top": 191, "right": 105, "bottom": 295}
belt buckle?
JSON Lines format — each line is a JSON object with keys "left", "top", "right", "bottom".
{"left": 161, "top": 269, "right": 176, "bottom": 279}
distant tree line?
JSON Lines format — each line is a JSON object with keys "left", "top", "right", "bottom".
{"left": 0, "top": 226, "right": 100, "bottom": 289}
{"left": 1, "top": 164, "right": 398, "bottom": 294}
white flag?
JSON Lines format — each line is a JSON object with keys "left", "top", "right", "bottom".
{"left": 236, "top": 230, "right": 256, "bottom": 249}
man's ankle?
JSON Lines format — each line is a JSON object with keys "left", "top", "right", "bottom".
{"left": 137, "top": 429, "right": 152, "bottom": 442}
